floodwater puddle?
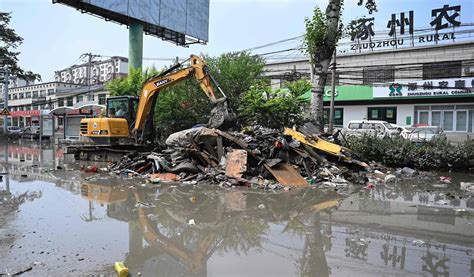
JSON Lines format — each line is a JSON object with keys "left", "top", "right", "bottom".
{"left": 0, "top": 141, "right": 473, "bottom": 276}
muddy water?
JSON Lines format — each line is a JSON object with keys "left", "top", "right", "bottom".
{"left": 0, "top": 141, "right": 473, "bottom": 276}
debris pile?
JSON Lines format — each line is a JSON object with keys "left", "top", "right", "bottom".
{"left": 110, "top": 124, "right": 371, "bottom": 189}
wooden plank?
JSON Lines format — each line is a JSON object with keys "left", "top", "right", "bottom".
{"left": 264, "top": 162, "right": 308, "bottom": 187}
{"left": 225, "top": 150, "right": 247, "bottom": 178}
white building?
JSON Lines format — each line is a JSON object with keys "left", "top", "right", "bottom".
{"left": 6, "top": 82, "right": 110, "bottom": 128}
{"left": 265, "top": 41, "right": 474, "bottom": 135}
{"left": 54, "top": 56, "right": 128, "bottom": 85}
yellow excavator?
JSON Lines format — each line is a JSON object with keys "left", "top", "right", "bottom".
{"left": 80, "top": 55, "right": 234, "bottom": 144}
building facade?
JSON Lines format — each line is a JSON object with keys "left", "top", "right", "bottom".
{"left": 6, "top": 82, "right": 110, "bottom": 128}
{"left": 54, "top": 56, "right": 128, "bottom": 85}
{"left": 264, "top": 41, "right": 474, "bottom": 134}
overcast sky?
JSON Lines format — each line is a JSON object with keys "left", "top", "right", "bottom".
{"left": 1, "top": 0, "right": 472, "bottom": 82}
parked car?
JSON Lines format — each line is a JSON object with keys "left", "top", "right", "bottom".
{"left": 406, "top": 126, "right": 446, "bottom": 142}
{"left": 342, "top": 120, "right": 400, "bottom": 138}
{"left": 21, "top": 125, "right": 41, "bottom": 139}
{"left": 6, "top": 126, "right": 23, "bottom": 138}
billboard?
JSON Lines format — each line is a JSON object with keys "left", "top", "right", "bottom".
{"left": 53, "top": 0, "right": 210, "bottom": 46}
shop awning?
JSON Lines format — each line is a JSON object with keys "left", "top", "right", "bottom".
{"left": 74, "top": 101, "right": 105, "bottom": 110}
{"left": 49, "top": 102, "right": 105, "bottom": 116}
{"left": 49, "top": 107, "right": 77, "bottom": 115}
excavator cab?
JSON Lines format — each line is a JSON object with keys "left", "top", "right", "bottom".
{"left": 106, "top": 96, "right": 140, "bottom": 128}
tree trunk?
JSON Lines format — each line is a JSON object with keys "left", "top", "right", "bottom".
{"left": 310, "top": 59, "right": 330, "bottom": 133}
{"left": 310, "top": 0, "right": 342, "bottom": 133}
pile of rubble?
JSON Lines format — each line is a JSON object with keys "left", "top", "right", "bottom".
{"left": 109, "top": 124, "right": 371, "bottom": 189}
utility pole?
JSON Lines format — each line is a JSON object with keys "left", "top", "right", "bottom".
{"left": 1, "top": 66, "right": 9, "bottom": 135}
{"left": 328, "top": 50, "right": 337, "bottom": 134}
{"left": 81, "top": 53, "right": 100, "bottom": 102}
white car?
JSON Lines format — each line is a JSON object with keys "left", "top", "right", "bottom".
{"left": 7, "top": 126, "right": 23, "bottom": 136}
{"left": 342, "top": 120, "right": 400, "bottom": 138}
{"left": 407, "top": 126, "right": 446, "bottom": 142}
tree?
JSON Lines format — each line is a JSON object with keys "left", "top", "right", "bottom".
{"left": 238, "top": 79, "right": 311, "bottom": 128}
{"left": 303, "top": 0, "right": 377, "bottom": 132}
{"left": 0, "top": 12, "right": 40, "bottom": 82}
{"left": 106, "top": 67, "right": 159, "bottom": 96}
{"left": 105, "top": 52, "right": 266, "bottom": 140}
{"left": 203, "top": 52, "right": 265, "bottom": 109}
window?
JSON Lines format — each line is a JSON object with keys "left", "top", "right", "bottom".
{"left": 26, "top": 92, "right": 31, "bottom": 98}
{"left": 423, "top": 61, "right": 461, "bottom": 80}
{"left": 348, "top": 123, "right": 361, "bottom": 129}
{"left": 323, "top": 108, "right": 344, "bottom": 127}
{"left": 367, "top": 107, "right": 397, "bottom": 124}
{"left": 363, "top": 66, "right": 394, "bottom": 85}
{"left": 76, "top": 95, "right": 83, "bottom": 103}
{"left": 13, "top": 94, "right": 18, "bottom": 100}
{"left": 19, "top": 93, "right": 24, "bottom": 99}
{"left": 67, "top": 96, "right": 73, "bottom": 106}
{"left": 40, "top": 90, "right": 46, "bottom": 97}
{"left": 98, "top": 94, "right": 106, "bottom": 105}
{"left": 58, "top": 98, "right": 64, "bottom": 107}
{"left": 33, "top": 91, "right": 38, "bottom": 98}
{"left": 47, "top": 89, "right": 54, "bottom": 95}
{"left": 88, "top": 94, "right": 95, "bottom": 101}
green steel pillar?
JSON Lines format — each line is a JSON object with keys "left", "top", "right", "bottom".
{"left": 128, "top": 21, "right": 144, "bottom": 70}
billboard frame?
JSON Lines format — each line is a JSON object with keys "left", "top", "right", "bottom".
{"left": 52, "top": 0, "right": 208, "bottom": 46}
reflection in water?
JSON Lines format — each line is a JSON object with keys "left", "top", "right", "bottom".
{"left": 1, "top": 140, "right": 472, "bottom": 276}
{"left": 81, "top": 181, "right": 340, "bottom": 276}
{"left": 80, "top": 179, "right": 473, "bottom": 276}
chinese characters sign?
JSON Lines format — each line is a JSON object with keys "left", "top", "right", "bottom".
{"left": 373, "top": 78, "right": 474, "bottom": 98}
{"left": 349, "top": 4, "right": 462, "bottom": 51}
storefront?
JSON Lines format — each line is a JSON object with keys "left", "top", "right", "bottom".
{"left": 313, "top": 77, "right": 474, "bottom": 133}
{"left": 9, "top": 110, "right": 43, "bottom": 128}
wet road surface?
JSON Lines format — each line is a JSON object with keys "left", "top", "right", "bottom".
{"left": 0, "top": 141, "right": 473, "bottom": 276}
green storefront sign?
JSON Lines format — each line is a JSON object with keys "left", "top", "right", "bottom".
{"left": 300, "top": 85, "right": 373, "bottom": 101}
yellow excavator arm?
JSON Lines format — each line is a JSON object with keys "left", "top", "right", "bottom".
{"left": 79, "top": 55, "right": 234, "bottom": 144}
{"left": 134, "top": 55, "right": 229, "bottom": 134}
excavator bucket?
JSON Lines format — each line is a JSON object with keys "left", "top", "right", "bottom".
{"left": 208, "top": 99, "right": 236, "bottom": 129}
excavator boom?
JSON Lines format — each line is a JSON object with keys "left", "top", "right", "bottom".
{"left": 79, "top": 55, "right": 234, "bottom": 145}
{"left": 133, "top": 55, "right": 234, "bottom": 141}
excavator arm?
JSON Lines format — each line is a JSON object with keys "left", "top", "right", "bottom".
{"left": 133, "top": 55, "right": 234, "bottom": 140}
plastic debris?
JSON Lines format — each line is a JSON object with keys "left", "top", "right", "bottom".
{"left": 114, "top": 261, "right": 129, "bottom": 277}
{"left": 439, "top": 176, "right": 452, "bottom": 184}
{"left": 384, "top": 174, "right": 397, "bottom": 184}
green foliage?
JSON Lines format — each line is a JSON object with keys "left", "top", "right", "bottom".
{"left": 238, "top": 80, "right": 310, "bottom": 128}
{"left": 154, "top": 79, "right": 212, "bottom": 139}
{"left": 106, "top": 67, "right": 159, "bottom": 96}
{"left": 357, "top": 0, "right": 378, "bottom": 14}
{"left": 343, "top": 135, "right": 474, "bottom": 171}
{"left": 202, "top": 52, "right": 266, "bottom": 106}
{"left": 303, "top": 8, "right": 329, "bottom": 58}
{"left": 104, "top": 52, "right": 266, "bottom": 139}
{"left": 0, "top": 12, "right": 40, "bottom": 81}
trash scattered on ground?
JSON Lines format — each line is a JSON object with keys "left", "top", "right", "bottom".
{"left": 439, "top": 176, "right": 452, "bottom": 184}
{"left": 400, "top": 167, "right": 417, "bottom": 177}
{"left": 188, "top": 219, "right": 196, "bottom": 225}
{"left": 108, "top": 124, "right": 377, "bottom": 189}
{"left": 460, "top": 182, "right": 474, "bottom": 195}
